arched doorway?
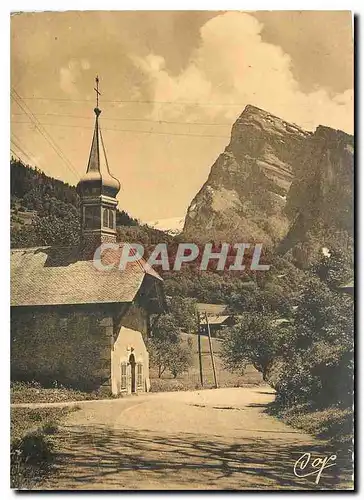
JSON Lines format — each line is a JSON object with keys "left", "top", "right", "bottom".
{"left": 129, "top": 353, "right": 136, "bottom": 393}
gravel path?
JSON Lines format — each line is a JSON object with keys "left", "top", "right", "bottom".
{"left": 42, "top": 386, "right": 352, "bottom": 490}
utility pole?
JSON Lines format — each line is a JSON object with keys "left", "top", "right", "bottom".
{"left": 205, "top": 312, "right": 218, "bottom": 389}
{"left": 196, "top": 312, "right": 204, "bottom": 387}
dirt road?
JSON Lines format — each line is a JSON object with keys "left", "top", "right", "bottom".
{"left": 44, "top": 386, "right": 351, "bottom": 490}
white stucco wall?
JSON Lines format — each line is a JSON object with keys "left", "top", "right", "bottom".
{"left": 111, "top": 304, "right": 150, "bottom": 395}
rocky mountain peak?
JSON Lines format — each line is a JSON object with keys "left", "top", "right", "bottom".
{"left": 183, "top": 105, "right": 311, "bottom": 244}
{"left": 183, "top": 105, "right": 353, "bottom": 260}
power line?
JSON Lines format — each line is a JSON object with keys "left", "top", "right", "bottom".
{"left": 11, "top": 111, "right": 232, "bottom": 127}
{"left": 18, "top": 96, "right": 244, "bottom": 107}
{"left": 10, "top": 148, "right": 36, "bottom": 169}
{"left": 12, "top": 120, "right": 231, "bottom": 139}
{"left": 11, "top": 89, "right": 79, "bottom": 180}
{"left": 11, "top": 89, "right": 79, "bottom": 181}
{"left": 11, "top": 133, "right": 47, "bottom": 172}
{"left": 11, "top": 131, "right": 39, "bottom": 164}
{"left": 10, "top": 148, "right": 25, "bottom": 163}
{"left": 10, "top": 138, "right": 36, "bottom": 165}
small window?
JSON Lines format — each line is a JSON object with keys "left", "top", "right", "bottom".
{"left": 84, "top": 206, "right": 93, "bottom": 229}
{"left": 84, "top": 206, "right": 100, "bottom": 229}
{"left": 109, "top": 210, "right": 114, "bottom": 229}
{"left": 103, "top": 208, "right": 108, "bottom": 228}
{"left": 102, "top": 208, "right": 115, "bottom": 229}
{"left": 120, "top": 363, "right": 127, "bottom": 391}
{"left": 137, "top": 363, "right": 143, "bottom": 388}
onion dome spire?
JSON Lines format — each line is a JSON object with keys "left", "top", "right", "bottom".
{"left": 77, "top": 75, "right": 120, "bottom": 198}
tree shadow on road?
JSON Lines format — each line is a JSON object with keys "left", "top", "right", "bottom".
{"left": 46, "top": 424, "right": 353, "bottom": 491}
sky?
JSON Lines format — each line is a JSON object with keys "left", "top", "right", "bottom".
{"left": 10, "top": 11, "right": 353, "bottom": 223}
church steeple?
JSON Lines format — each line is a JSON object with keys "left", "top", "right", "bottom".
{"left": 77, "top": 76, "right": 121, "bottom": 253}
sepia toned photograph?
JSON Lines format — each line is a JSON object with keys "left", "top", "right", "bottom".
{"left": 10, "top": 9, "right": 354, "bottom": 491}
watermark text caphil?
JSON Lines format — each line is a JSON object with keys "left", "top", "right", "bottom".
{"left": 93, "top": 243, "right": 271, "bottom": 271}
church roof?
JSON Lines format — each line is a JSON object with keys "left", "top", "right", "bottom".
{"left": 11, "top": 244, "right": 162, "bottom": 307}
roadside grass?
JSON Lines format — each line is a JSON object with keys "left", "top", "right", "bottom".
{"left": 268, "top": 403, "right": 353, "bottom": 451}
{"left": 11, "top": 381, "right": 118, "bottom": 404}
{"left": 11, "top": 406, "right": 79, "bottom": 489}
{"left": 150, "top": 333, "right": 263, "bottom": 392}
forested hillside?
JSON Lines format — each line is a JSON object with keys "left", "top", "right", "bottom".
{"left": 10, "top": 158, "right": 139, "bottom": 247}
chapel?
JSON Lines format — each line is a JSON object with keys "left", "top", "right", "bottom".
{"left": 11, "top": 78, "right": 166, "bottom": 395}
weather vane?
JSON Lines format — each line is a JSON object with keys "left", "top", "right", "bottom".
{"left": 94, "top": 75, "right": 101, "bottom": 109}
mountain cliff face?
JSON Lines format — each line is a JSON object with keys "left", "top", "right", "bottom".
{"left": 183, "top": 105, "right": 311, "bottom": 244}
{"left": 183, "top": 105, "right": 353, "bottom": 264}
{"left": 277, "top": 125, "right": 354, "bottom": 265}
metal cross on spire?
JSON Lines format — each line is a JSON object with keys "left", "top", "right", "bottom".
{"left": 94, "top": 75, "right": 101, "bottom": 109}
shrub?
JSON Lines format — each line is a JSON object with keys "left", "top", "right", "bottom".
{"left": 15, "top": 431, "right": 54, "bottom": 464}
{"left": 275, "top": 279, "right": 354, "bottom": 410}
{"left": 11, "top": 431, "right": 54, "bottom": 489}
{"left": 10, "top": 406, "right": 78, "bottom": 489}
